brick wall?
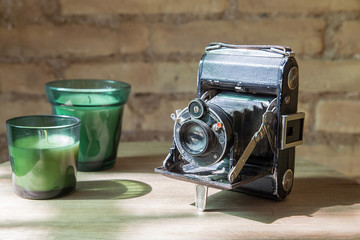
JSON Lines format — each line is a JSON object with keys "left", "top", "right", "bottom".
{"left": 0, "top": 0, "right": 359, "bottom": 179}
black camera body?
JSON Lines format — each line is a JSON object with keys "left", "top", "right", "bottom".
{"left": 155, "top": 43, "right": 304, "bottom": 210}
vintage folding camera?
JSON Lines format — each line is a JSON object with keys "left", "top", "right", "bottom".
{"left": 155, "top": 43, "right": 305, "bottom": 211}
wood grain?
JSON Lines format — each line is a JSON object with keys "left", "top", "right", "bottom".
{"left": 0, "top": 143, "right": 359, "bottom": 239}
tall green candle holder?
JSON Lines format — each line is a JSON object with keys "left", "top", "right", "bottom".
{"left": 6, "top": 115, "right": 81, "bottom": 199}
{"left": 45, "top": 79, "right": 131, "bottom": 171}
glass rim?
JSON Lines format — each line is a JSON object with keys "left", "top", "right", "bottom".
{"left": 6, "top": 115, "right": 81, "bottom": 130}
{"left": 45, "top": 79, "right": 131, "bottom": 93}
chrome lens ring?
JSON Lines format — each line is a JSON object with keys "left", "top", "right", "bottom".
{"left": 173, "top": 103, "right": 233, "bottom": 167}
{"left": 179, "top": 120, "right": 212, "bottom": 156}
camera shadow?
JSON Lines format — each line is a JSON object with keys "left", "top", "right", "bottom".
{"left": 205, "top": 176, "right": 360, "bottom": 223}
{"left": 62, "top": 179, "right": 152, "bottom": 200}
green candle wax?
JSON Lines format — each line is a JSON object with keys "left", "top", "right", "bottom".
{"left": 53, "top": 94, "right": 124, "bottom": 171}
{"left": 59, "top": 93, "right": 119, "bottom": 106}
{"left": 9, "top": 134, "right": 79, "bottom": 194}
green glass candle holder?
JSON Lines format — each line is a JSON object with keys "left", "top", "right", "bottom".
{"left": 6, "top": 115, "right": 81, "bottom": 199}
{"left": 45, "top": 79, "right": 131, "bottom": 171}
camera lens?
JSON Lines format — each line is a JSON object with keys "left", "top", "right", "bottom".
{"left": 173, "top": 100, "right": 233, "bottom": 167}
{"left": 179, "top": 120, "right": 212, "bottom": 156}
{"left": 185, "top": 125, "right": 207, "bottom": 153}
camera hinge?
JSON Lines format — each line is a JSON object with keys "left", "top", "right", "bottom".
{"left": 228, "top": 98, "right": 277, "bottom": 183}
{"left": 171, "top": 109, "right": 187, "bottom": 124}
{"left": 205, "top": 42, "right": 295, "bottom": 57}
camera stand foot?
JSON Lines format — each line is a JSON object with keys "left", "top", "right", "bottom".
{"left": 195, "top": 184, "right": 208, "bottom": 212}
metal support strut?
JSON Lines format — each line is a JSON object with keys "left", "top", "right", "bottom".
{"left": 228, "top": 98, "right": 277, "bottom": 183}
{"left": 195, "top": 184, "right": 209, "bottom": 212}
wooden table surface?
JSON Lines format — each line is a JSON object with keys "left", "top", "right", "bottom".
{"left": 0, "top": 142, "right": 359, "bottom": 239}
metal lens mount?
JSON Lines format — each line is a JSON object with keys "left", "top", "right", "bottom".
{"left": 174, "top": 101, "right": 233, "bottom": 167}
{"left": 179, "top": 120, "right": 212, "bottom": 156}
{"left": 188, "top": 99, "right": 207, "bottom": 119}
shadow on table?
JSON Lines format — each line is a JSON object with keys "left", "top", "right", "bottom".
{"left": 112, "top": 155, "right": 166, "bottom": 173}
{"left": 63, "top": 179, "right": 152, "bottom": 200}
{"left": 0, "top": 171, "right": 11, "bottom": 179}
{"left": 204, "top": 176, "right": 360, "bottom": 224}
{"left": 0, "top": 161, "right": 11, "bottom": 180}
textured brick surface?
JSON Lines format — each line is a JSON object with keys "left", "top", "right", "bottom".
{"left": 117, "top": 22, "right": 149, "bottom": 53}
{"left": 65, "top": 62, "right": 198, "bottom": 93}
{"left": 150, "top": 19, "right": 325, "bottom": 56}
{"left": 297, "top": 143, "right": 360, "bottom": 178}
{"left": 0, "top": 23, "right": 147, "bottom": 58}
{"left": 0, "top": 25, "right": 116, "bottom": 58}
{"left": 0, "top": 63, "right": 54, "bottom": 95}
{"left": 333, "top": 21, "right": 360, "bottom": 57}
{"left": 238, "top": 0, "right": 360, "bottom": 13}
{"left": 60, "top": 0, "right": 229, "bottom": 15}
{"left": 315, "top": 100, "right": 360, "bottom": 134}
{"left": 0, "top": 96, "right": 50, "bottom": 133}
{"left": 0, "top": 134, "right": 8, "bottom": 164}
{"left": 299, "top": 60, "right": 360, "bottom": 93}
{"left": 124, "top": 98, "right": 191, "bottom": 132}
{"left": 0, "top": 0, "right": 44, "bottom": 25}
{"left": 142, "top": 99, "right": 191, "bottom": 131}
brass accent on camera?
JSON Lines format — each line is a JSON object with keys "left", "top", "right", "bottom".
{"left": 282, "top": 169, "right": 294, "bottom": 192}
{"left": 288, "top": 67, "right": 299, "bottom": 90}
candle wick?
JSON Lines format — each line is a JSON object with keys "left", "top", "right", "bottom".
{"left": 88, "top": 96, "right": 92, "bottom": 104}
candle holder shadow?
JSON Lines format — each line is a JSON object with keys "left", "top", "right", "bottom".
{"left": 64, "top": 179, "right": 152, "bottom": 200}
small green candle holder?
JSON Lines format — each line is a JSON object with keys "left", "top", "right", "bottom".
{"left": 6, "top": 115, "right": 81, "bottom": 199}
{"left": 45, "top": 79, "right": 131, "bottom": 171}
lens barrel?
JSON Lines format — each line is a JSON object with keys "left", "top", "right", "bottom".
{"left": 173, "top": 98, "right": 233, "bottom": 167}
{"left": 179, "top": 120, "right": 213, "bottom": 156}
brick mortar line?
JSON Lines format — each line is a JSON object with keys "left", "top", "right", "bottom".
{"left": 3, "top": 91, "right": 356, "bottom": 103}
{"left": 299, "top": 92, "right": 360, "bottom": 102}
{"left": 0, "top": 90, "right": 358, "bottom": 102}
{"left": 304, "top": 130, "right": 360, "bottom": 146}
{"left": 299, "top": 92, "right": 360, "bottom": 141}
{"left": 1, "top": 10, "right": 359, "bottom": 28}
{"left": 322, "top": 13, "right": 360, "bottom": 59}
{"left": 1, "top": 12, "right": 359, "bottom": 63}
{"left": 0, "top": 133, "right": 9, "bottom": 164}
{"left": 1, "top": 53, "right": 359, "bottom": 66}
{"left": 0, "top": 92, "right": 196, "bottom": 102}
{"left": 0, "top": 53, "right": 204, "bottom": 65}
